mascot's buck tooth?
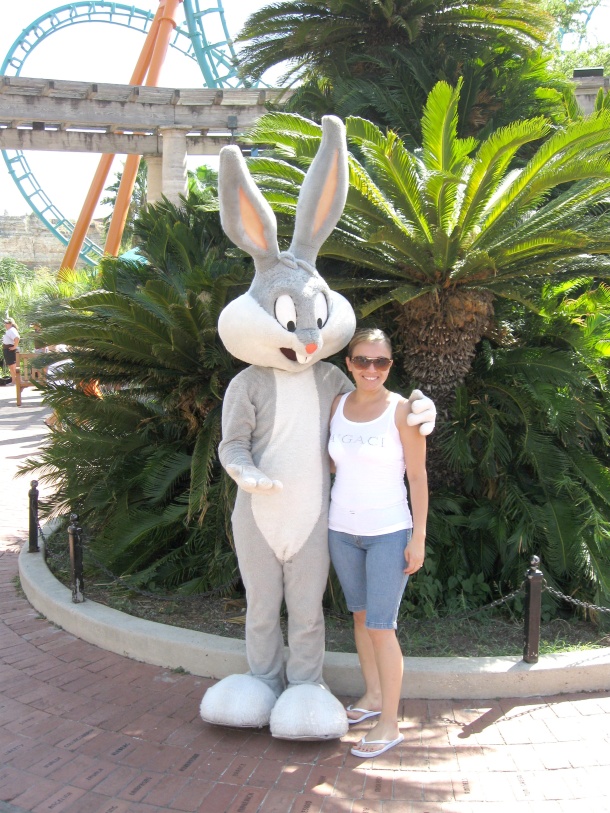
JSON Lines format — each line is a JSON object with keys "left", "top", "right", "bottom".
{"left": 199, "top": 115, "right": 436, "bottom": 740}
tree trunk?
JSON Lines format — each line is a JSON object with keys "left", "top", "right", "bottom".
{"left": 395, "top": 288, "right": 494, "bottom": 406}
{"left": 394, "top": 288, "right": 494, "bottom": 491}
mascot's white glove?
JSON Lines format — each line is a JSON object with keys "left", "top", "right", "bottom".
{"left": 226, "top": 463, "right": 283, "bottom": 494}
{"left": 407, "top": 389, "right": 436, "bottom": 436}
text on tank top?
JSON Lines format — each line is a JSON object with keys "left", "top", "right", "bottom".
{"left": 328, "top": 391, "right": 412, "bottom": 534}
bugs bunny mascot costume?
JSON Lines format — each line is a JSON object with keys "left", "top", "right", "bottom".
{"left": 200, "top": 116, "right": 436, "bottom": 740}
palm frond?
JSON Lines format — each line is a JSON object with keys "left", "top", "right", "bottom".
{"left": 188, "top": 411, "right": 222, "bottom": 522}
{"left": 458, "top": 116, "right": 551, "bottom": 238}
{"left": 420, "top": 79, "right": 478, "bottom": 176}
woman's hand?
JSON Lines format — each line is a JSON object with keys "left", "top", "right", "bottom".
{"left": 404, "top": 533, "right": 425, "bottom": 575}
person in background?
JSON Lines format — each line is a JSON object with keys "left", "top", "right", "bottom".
{"left": 2, "top": 317, "right": 20, "bottom": 384}
{"left": 328, "top": 327, "right": 428, "bottom": 759}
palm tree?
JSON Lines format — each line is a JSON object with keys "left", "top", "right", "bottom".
{"left": 245, "top": 85, "right": 610, "bottom": 409}
{"left": 238, "top": 0, "right": 552, "bottom": 83}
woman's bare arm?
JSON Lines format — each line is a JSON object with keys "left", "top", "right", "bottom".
{"left": 396, "top": 400, "right": 428, "bottom": 575}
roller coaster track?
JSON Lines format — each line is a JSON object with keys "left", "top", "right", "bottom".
{"left": 1, "top": 1, "right": 241, "bottom": 266}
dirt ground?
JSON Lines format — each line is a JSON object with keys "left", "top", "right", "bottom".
{"left": 80, "top": 578, "right": 609, "bottom": 658}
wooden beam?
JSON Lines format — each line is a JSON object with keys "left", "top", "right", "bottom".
{"left": 0, "top": 127, "right": 238, "bottom": 155}
{"left": 0, "top": 96, "right": 271, "bottom": 130}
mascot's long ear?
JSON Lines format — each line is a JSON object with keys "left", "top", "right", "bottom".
{"left": 290, "top": 116, "right": 348, "bottom": 267}
{"left": 219, "top": 145, "right": 280, "bottom": 271}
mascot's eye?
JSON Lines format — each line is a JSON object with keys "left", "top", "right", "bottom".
{"left": 314, "top": 292, "right": 328, "bottom": 329}
{"left": 275, "top": 295, "right": 297, "bottom": 332}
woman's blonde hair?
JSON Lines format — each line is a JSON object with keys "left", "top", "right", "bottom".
{"left": 3, "top": 316, "right": 17, "bottom": 328}
{"left": 347, "top": 327, "right": 392, "bottom": 357}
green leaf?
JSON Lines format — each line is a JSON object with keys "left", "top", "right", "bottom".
{"left": 567, "top": 449, "right": 610, "bottom": 509}
{"left": 189, "top": 417, "right": 221, "bottom": 521}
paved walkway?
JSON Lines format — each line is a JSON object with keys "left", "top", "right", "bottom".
{"left": 1, "top": 384, "right": 609, "bottom": 813}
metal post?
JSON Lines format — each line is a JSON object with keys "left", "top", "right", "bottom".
{"left": 523, "top": 555, "right": 543, "bottom": 664}
{"left": 68, "top": 513, "right": 84, "bottom": 603}
{"left": 28, "top": 480, "right": 39, "bottom": 553}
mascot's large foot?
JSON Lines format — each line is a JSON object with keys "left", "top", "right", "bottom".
{"left": 200, "top": 674, "right": 278, "bottom": 728}
{"left": 270, "top": 684, "right": 349, "bottom": 740}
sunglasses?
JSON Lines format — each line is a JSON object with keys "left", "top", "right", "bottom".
{"left": 350, "top": 355, "right": 393, "bottom": 371}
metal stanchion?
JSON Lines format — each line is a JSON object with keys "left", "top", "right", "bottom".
{"left": 68, "top": 513, "right": 84, "bottom": 603}
{"left": 28, "top": 480, "right": 39, "bottom": 553}
{"left": 523, "top": 555, "right": 543, "bottom": 663}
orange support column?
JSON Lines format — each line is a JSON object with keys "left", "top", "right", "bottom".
{"left": 146, "top": 0, "right": 184, "bottom": 87}
{"left": 105, "top": 0, "right": 183, "bottom": 257}
{"left": 59, "top": 153, "right": 115, "bottom": 276}
{"left": 60, "top": 1, "right": 166, "bottom": 272}
{"left": 103, "top": 153, "right": 142, "bottom": 256}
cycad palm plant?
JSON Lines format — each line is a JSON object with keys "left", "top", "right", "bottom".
{"left": 246, "top": 83, "right": 610, "bottom": 408}
{"left": 242, "top": 91, "right": 610, "bottom": 608}
{"left": 282, "top": 47, "right": 568, "bottom": 146}
{"left": 238, "top": 0, "right": 552, "bottom": 83}
{"left": 25, "top": 194, "right": 250, "bottom": 593}
{"left": 442, "top": 321, "right": 610, "bottom": 605}
{"left": 239, "top": 0, "right": 561, "bottom": 139}
{"left": 351, "top": 46, "right": 571, "bottom": 139}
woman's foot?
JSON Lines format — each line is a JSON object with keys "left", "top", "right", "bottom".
{"left": 351, "top": 719, "right": 402, "bottom": 755}
{"left": 346, "top": 705, "right": 381, "bottom": 724}
{"left": 351, "top": 732, "right": 404, "bottom": 758}
{"left": 346, "top": 694, "right": 381, "bottom": 722}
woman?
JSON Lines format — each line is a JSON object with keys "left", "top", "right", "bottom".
{"left": 328, "top": 327, "right": 428, "bottom": 758}
{"left": 2, "top": 317, "right": 20, "bottom": 384}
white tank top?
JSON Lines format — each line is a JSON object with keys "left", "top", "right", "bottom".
{"left": 328, "top": 391, "right": 412, "bottom": 535}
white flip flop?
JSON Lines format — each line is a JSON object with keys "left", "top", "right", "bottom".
{"left": 346, "top": 704, "right": 382, "bottom": 725}
{"left": 351, "top": 733, "right": 404, "bottom": 758}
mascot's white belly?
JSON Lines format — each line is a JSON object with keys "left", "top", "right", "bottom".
{"left": 251, "top": 368, "right": 323, "bottom": 562}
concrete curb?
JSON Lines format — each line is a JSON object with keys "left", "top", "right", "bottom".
{"left": 19, "top": 542, "right": 610, "bottom": 700}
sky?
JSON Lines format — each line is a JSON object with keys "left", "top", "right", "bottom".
{"left": 0, "top": 0, "right": 273, "bottom": 219}
{"left": 0, "top": 1, "right": 609, "bottom": 221}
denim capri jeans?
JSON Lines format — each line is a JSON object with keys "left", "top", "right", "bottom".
{"left": 328, "top": 528, "right": 412, "bottom": 629}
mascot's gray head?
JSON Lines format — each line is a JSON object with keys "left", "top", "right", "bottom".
{"left": 217, "top": 116, "right": 356, "bottom": 372}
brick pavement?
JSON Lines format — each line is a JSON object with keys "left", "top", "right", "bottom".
{"left": 1, "top": 386, "right": 610, "bottom": 812}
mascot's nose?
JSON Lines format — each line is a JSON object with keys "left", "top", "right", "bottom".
{"left": 305, "top": 342, "right": 318, "bottom": 354}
